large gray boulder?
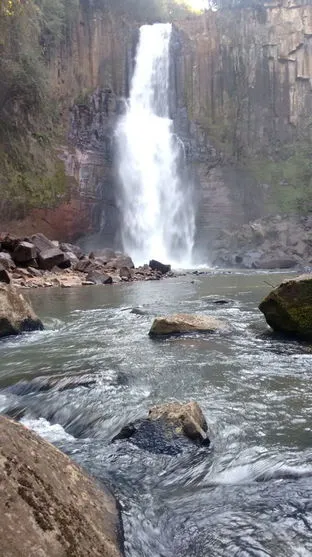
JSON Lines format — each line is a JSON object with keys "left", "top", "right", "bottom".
{"left": 113, "top": 401, "right": 210, "bottom": 455}
{"left": 0, "top": 284, "right": 43, "bottom": 337}
{"left": 259, "top": 274, "right": 312, "bottom": 339}
{"left": 149, "top": 313, "right": 226, "bottom": 336}
{"left": 0, "top": 416, "right": 123, "bottom": 557}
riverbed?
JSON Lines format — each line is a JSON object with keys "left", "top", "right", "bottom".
{"left": 1, "top": 272, "right": 312, "bottom": 557}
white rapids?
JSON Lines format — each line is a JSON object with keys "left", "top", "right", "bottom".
{"left": 117, "top": 23, "right": 195, "bottom": 267}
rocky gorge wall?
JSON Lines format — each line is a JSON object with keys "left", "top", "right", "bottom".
{"left": 4, "top": 1, "right": 312, "bottom": 265}
{"left": 173, "top": 1, "right": 312, "bottom": 261}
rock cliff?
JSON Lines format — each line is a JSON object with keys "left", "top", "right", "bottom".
{"left": 3, "top": 1, "right": 312, "bottom": 262}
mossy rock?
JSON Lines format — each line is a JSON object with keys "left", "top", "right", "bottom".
{"left": 259, "top": 274, "right": 312, "bottom": 339}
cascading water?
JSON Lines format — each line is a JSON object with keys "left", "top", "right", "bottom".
{"left": 117, "top": 23, "right": 195, "bottom": 266}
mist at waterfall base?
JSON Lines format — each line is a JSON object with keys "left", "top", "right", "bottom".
{"left": 117, "top": 24, "right": 195, "bottom": 268}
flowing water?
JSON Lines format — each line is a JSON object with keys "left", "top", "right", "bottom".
{"left": 117, "top": 24, "right": 195, "bottom": 266}
{"left": 1, "top": 273, "right": 312, "bottom": 556}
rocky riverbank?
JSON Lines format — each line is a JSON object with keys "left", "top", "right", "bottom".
{"left": 0, "top": 233, "right": 173, "bottom": 289}
{"left": 212, "top": 215, "right": 312, "bottom": 270}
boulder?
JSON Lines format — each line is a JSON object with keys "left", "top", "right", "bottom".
{"left": 149, "top": 259, "right": 171, "bottom": 274}
{"left": 91, "top": 248, "right": 116, "bottom": 262}
{"left": 0, "top": 284, "right": 43, "bottom": 337}
{"left": 58, "top": 254, "right": 72, "bottom": 269}
{"left": 30, "top": 232, "right": 55, "bottom": 253}
{"left": 119, "top": 267, "right": 132, "bottom": 280}
{"left": 12, "top": 241, "right": 36, "bottom": 265}
{"left": 86, "top": 271, "right": 113, "bottom": 285}
{"left": 0, "top": 252, "right": 16, "bottom": 270}
{"left": 74, "top": 258, "right": 93, "bottom": 272}
{"left": 62, "top": 251, "right": 79, "bottom": 266}
{"left": 112, "top": 401, "right": 209, "bottom": 455}
{"left": 0, "top": 264, "right": 11, "bottom": 284}
{"left": 38, "top": 248, "right": 66, "bottom": 271}
{"left": 108, "top": 255, "right": 134, "bottom": 270}
{"left": 0, "top": 233, "right": 19, "bottom": 252}
{"left": 60, "top": 242, "right": 84, "bottom": 260}
{"left": 149, "top": 313, "right": 226, "bottom": 337}
{"left": 0, "top": 416, "right": 123, "bottom": 557}
{"left": 259, "top": 274, "right": 312, "bottom": 338}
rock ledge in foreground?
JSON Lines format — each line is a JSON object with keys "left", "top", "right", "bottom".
{"left": 259, "top": 274, "right": 312, "bottom": 339}
{"left": 0, "top": 284, "right": 43, "bottom": 338}
{"left": 0, "top": 416, "right": 123, "bottom": 557}
{"left": 149, "top": 313, "right": 226, "bottom": 336}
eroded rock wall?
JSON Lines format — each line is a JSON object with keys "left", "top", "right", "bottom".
{"left": 172, "top": 2, "right": 312, "bottom": 260}
{"left": 5, "top": 1, "right": 312, "bottom": 258}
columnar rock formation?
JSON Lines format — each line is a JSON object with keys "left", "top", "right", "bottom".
{"left": 3, "top": 2, "right": 312, "bottom": 261}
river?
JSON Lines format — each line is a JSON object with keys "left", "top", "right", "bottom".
{"left": 1, "top": 272, "right": 312, "bottom": 556}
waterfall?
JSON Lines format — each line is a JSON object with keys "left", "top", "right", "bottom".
{"left": 117, "top": 23, "right": 195, "bottom": 267}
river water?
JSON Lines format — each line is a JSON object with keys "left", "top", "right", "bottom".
{"left": 1, "top": 272, "right": 312, "bottom": 556}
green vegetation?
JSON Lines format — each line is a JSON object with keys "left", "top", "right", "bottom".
{"left": 0, "top": 0, "right": 198, "bottom": 215}
{"left": 93, "top": 0, "right": 199, "bottom": 21}
{"left": 0, "top": 0, "right": 79, "bottom": 214}
{"left": 249, "top": 143, "right": 312, "bottom": 214}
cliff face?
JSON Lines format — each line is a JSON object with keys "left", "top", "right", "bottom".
{"left": 1, "top": 5, "right": 135, "bottom": 241}
{"left": 4, "top": 2, "right": 312, "bottom": 258}
{"left": 173, "top": 2, "right": 312, "bottom": 259}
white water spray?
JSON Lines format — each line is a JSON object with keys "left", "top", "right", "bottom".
{"left": 117, "top": 23, "right": 195, "bottom": 266}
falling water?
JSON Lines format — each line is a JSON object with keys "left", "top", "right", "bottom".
{"left": 117, "top": 24, "right": 195, "bottom": 266}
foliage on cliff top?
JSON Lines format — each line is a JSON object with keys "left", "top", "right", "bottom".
{"left": 92, "top": 0, "right": 200, "bottom": 21}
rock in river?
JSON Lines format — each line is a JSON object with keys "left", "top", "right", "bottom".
{"left": 259, "top": 274, "right": 312, "bottom": 339}
{"left": 0, "top": 416, "right": 123, "bottom": 557}
{"left": 149, "top": 313, "right": 226, "bottom": 336}
{"left": 112, "top": 401, "right": 210, "bottom": 455}
{"left": 0, "top": 284, "right": 43, "bottom": 338}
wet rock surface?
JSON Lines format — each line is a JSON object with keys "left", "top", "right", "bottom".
{"left": 149, "top": 313, "right": 227, "bottom": 336}
{"left": 259, "top": 273, "right": 312, "bottom": 339}
{"left": 0, "top": 416, "right": 123, "bottom": 557}
{"left": 0, "top": 284, "right": 43, "bottom": 338}
{"left": 112, "top": 401, "right": 210, "bottom": 455}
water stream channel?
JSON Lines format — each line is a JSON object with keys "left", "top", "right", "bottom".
{"left": 1, "top": 272, "right": 312, "bottom": 556}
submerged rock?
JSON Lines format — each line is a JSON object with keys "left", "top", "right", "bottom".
{"left": 0, "top": 284, "right": 43, "bottom": 337}
{"left": 0, "top": 416, "right": 123, "bottom": 557}
{"left": 149, "top": 313, "right": 226, "bottom": 336}
{"left": 259, "top": 274, "right": 312, "bottom": 338}
{"left": 112, "top": 401, "right": 210, "bottom": 454}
